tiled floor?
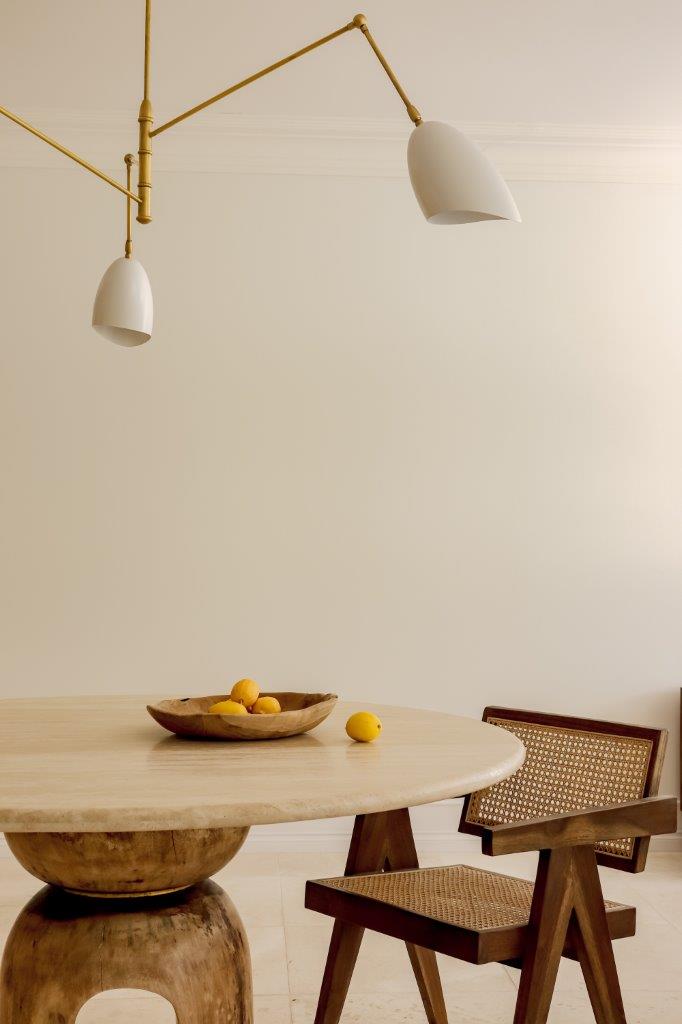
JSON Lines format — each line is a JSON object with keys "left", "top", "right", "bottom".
{"left": 0, "top": 849, "right": 679, "bottom": 1022}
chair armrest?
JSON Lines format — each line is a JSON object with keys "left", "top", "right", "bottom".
{"left": 481, "top": 796, "right": 678, "bottom": 856}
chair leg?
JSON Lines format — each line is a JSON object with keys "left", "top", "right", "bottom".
{"left": 312, "top": 812, "right": 390, "bottom": 1024}
{"left": 406, "top": 943, "right": 449, "bottom": 1024}
{"left": 386, "top": 808, "right": 448, "bottom": 1024}
{"left": 312, "top": 808, "right": 448, "bottom": 1024}
{"left": 514, "top": 848, "right": 575, "bottom": 1024}
{"left": 313, "top": 920, "right": 366, "bottom": 1024}
{"left": 571, "top": 846, "right": 627, "bottom": 1024}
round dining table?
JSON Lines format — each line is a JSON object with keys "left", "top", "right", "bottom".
{"left": 0, "top": 695, "right": 524, "bottom": 1023}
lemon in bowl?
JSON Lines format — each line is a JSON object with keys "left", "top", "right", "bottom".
{"left": 230, "top": 678, "right": 260, "bottom": 708}
{"left": 251, "top": 695, "right": 281, "bottom": 715}
{"left": 208, "top": 699, "right": 248, "bottom": 716}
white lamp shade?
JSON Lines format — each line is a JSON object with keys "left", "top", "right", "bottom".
{"left": 407, "top": 121, "right": 520, "bottom": 225}
{"left": 92, "top": 257, "right": 153, "bottom": 346}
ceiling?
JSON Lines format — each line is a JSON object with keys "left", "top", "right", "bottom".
{"left": 1, "top": 0, "right": 680, "bottom": 128}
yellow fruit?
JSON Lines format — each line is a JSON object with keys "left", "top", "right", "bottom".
{"left": 208, "top": 699, "right": 249, "bottom": 716}
{"left": 345, "top": 711, "right": 382, "bottom": 743}
{"left": 230, "top": 678, "right": 260, "bottom": 708}
{"left": 251, "top": 696, "right": 282, "bottom": 715}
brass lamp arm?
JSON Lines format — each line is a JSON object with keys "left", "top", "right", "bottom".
{"left": 0, "top": 104, "right": 141, "bottom": 204}
{"left": 353, "top": 15, "right": 422, "bottom": 126}
{"left": 150, "top": 13, "right": 421, "bottom": 140}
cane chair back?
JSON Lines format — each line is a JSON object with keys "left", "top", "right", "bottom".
{"left": 460, "top": 707, "right": 667, "bottom": 871}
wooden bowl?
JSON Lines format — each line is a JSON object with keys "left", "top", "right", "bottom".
{"left": 147, "top": 692, "right": 338, "bottom": 741}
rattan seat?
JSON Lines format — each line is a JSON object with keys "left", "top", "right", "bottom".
{"left": 307, "top": 863, "right": 635, "bottom": 965}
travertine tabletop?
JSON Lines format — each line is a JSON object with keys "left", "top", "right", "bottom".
{"left": 0, "top": 696, "right": 525, "bottom": 832}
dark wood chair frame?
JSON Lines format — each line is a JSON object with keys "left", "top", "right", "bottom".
{"left": 305, "top": 708, "right": 677, "bottom": 1024}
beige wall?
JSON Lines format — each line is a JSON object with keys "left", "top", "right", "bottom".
{"left": 0, "top": 164, "right": 681, "bottom": 795}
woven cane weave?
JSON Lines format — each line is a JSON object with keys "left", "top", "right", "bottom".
{"left": 319, "top": 865, "right": 624, "bottom": 932}
{"left": 466, "top": 718, "right": 653, "bottom": 860}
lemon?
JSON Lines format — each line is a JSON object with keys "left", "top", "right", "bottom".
{"left": 345, "top": 711, "right": 382, "bottom": 742}
{"left": 208, "top": 699, "right": 249, "bottom": 716}
{"left": 230, "top": 678, "right": 260, "bottom": 708}
{"left": 251, "top": 695, "right": 281, "bottom": 715}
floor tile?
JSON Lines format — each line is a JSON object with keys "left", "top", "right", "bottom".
{"left": 250, "top": 926, "right": 290, "bottom": 995}
{"left": 610, "top": 922, "right": 682, "bottom": 992}
{"left": 217, "top": 850, "right": 281, "bottom": 878}
{"left": 76, "top": 995, "right": 175, "bottom": 1022}
{"left": 525, "top": 921, "right": 682, "bottom": 995}
{"left": 211, "top": 871, "right": 283, "bottom": 928}
{"left": 0, "top": 902, "right": 24, "bottom": 945}
{"left": 281, "top": 875, "right": 323, "bottom": 928}
{"left": 285, "top": 921, "right": 508, "bottom": 997}
{"left": 635, "top": 889, "right": 682, "bottom": 932}
{"left": 589, "top": 873, "right": 669, "bottom": 926}
{"left": 253, "top": 994, "right": 294, "bottom": 1024}
{"left": 277, "top": 852, "right": 347, "bottom": 878}
{"left": 547, "top": 988, "right": 682, "bottom": 1024}
{"left": 640, "top": 852, "right": 682, "bottom": 878}
{"left": 0, "top": 858, "right": 42, "bottom": 906}
{"left": 291, "top": 974, "right": 517, "bottom": 1024}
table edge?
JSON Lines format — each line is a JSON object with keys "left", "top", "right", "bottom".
{"left": 0, "top": 736, "right": 525, "bottom": 833}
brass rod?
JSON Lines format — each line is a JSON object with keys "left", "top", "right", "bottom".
{"left": 137, "top": 0, "right": 153, "bottom": 223}
{"left": 0, "top": 104, "right": 141, "bottom": 202}
{"left": 150, "top": 20, "right": 356, "bottom": 137}
{"left": 124, "top": 154, "right": 135, "bottom": 257}
{"left": 143, "top": 0, "right": 151, "bottom": 102}
{"left": 353, "top": 15, "right": 422, "bottom": 125}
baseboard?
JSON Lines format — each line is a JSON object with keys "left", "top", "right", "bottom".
{"left": 243, "top": 799, "right": 465, "bottom": 854}
{"left": 1, "top": 798, "right": 680, "bottom": 856}
{"left": 241, "top": 828, "right": 682, "bottom": 855}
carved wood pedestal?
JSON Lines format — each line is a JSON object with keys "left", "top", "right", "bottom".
{"left": 0, "top": 830, "right": 252, "bottom": 1024}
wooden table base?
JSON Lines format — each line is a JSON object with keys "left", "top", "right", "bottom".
{"left": 0, "top": 828, "right": 253, "bottom": 1023}
{"left": 4, "top": 827, "right": 248, "bottom": 897}
{"left": 0, "top": 880, "right": 252, "bottom": 1024}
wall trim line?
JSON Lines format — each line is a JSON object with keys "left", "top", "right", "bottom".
{"left": 1, "top": 111, "right": 680, "bottom": 184}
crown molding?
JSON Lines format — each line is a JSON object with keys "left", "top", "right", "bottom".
{"left": 0, "top": 109, "right": 681, "bottom": 184}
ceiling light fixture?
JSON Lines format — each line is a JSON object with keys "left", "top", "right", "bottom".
{"left": 0, "top": 3, "right": 520, "bottom": 346}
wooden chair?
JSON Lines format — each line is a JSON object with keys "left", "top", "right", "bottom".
{"left": 305, "top": 707, "right": 677, "bottom": 1024}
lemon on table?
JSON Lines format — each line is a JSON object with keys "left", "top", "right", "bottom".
{"left": 345, "top": 711, "right": 382, "bottom": 743}
{"left": 251, "top": 695, "right": 281, "bottom": 715}
{"left": 230, "top": 678, "right": 260, "bottom": 708}
{"left": 208, "top": 699, "right": 249, "bottom": 716}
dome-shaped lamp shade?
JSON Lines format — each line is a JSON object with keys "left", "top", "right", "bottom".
{"left": 408, "top": 121, "right": 520, "bottom": 225}
{"left": 92, "top": 257, "right": 153, "bottom": 346}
